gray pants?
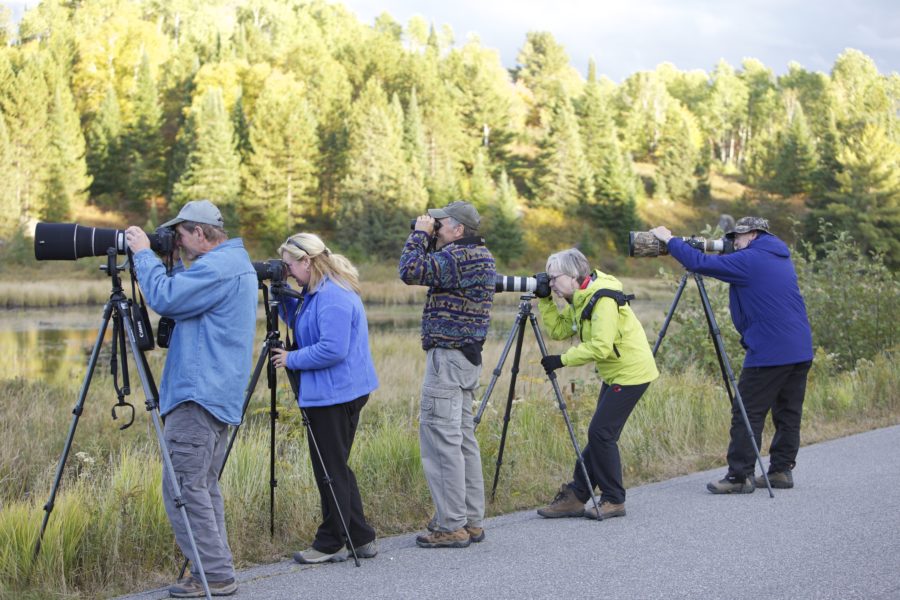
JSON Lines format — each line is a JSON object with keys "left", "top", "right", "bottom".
{"left": 162, "top": 401, "right": 234, "bottom": 583}
{"left": 419, "top": 347, "right": 485, "bottom": 531}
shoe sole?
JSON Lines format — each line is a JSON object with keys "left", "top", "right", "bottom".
{"left": 468, "top": 531, "right": 485, "bottom": 543}
{"left": 706, "top": 483, "right": 754, "bottom": 494}
{"left": 415, "top": 539, "right": 471, "bottom": 549}
{"left": 537, "top": 509, "right": 585, "bottom": 518}
{"left": 293, "top": 553, "right": 347, "bottom": 564}
{"left": 584, "top": 509, "right": 626, "bottom": 521}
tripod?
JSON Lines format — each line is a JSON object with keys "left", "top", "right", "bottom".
{"left": 34, "top": 249, "right": 215, "bottom": 600}
{"left": 653, "top": 271, "right": 773, "bottom": 497}
{"left": 473, "top": 295, "right": 601, "bottom": 516}
{"left": 179, "top": 280, "right": 360, "bottom": 577}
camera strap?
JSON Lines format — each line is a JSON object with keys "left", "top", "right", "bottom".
{"left": 128, "top": 273, "right": 155, "bottom": 351}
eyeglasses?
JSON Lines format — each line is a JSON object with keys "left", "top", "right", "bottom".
{"left": 548, "top": 273, "right": 568, "bottom": 283}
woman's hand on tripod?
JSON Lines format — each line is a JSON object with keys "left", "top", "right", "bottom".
{"left": 541, "top": 354, "right": 564, "bottom": 374}
{"left": 271, "top": 347, "right": 288, "bottom": 369}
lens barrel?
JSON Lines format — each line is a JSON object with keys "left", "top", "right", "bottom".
{"left": 34, "top": 223, "right": 126, "bottom": 261}
{"left": 495, "top": 275, "right": 537, "bottom": 294}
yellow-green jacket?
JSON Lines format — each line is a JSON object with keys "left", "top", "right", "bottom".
{"left": 538, "top": 270, "right": 659, "bottom": 385}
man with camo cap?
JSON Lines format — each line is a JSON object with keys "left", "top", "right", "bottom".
{"left": 649, "top": 217, "right": 813, "bottom": 494}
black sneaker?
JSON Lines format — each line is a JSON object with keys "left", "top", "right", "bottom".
{"left": 754, "top": 470, "right": 793, "bottom": 489}
{"left": 707, "top": 476, "right": 754, "bottom": 494}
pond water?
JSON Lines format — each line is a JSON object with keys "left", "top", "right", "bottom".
{"left": 0, "top": 298, "right": 669, "bottom": 384}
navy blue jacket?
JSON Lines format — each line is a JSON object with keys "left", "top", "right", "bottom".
{"left": 667, "top": 233, "right": 813, "bottom": 368}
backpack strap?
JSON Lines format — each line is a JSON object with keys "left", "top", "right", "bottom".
{"left": 580, "top": 289, "right": 634, "bottom": 322}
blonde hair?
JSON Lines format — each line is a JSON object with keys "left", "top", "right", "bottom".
{"left": 278, "top": 233, "right": 361, "bottom": 294}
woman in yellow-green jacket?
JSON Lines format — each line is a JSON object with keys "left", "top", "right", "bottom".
{"left": 535, "top": 248, "right": 658, "bottom": 521}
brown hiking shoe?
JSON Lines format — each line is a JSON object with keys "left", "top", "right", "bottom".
{"left": 415, "top": 528, "right": 471, "bottom": 548}
{"left": 168, "top": 576, "right": 237, "bottom": 597}
{"left": 584, "top": 500, "right": 626, "bottom": 520}
{"left": 465, "top": 525, "right": 485, "bottom": 543}
{"left": 754, "top": 470, "right": 793, "bottom": 489}
{"left": 537, "top": 484, "right": 585, "bottom": 518}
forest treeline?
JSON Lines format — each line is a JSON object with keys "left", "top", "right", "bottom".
{"left": 0, "top": 0, "right": 898, "bottom": 267}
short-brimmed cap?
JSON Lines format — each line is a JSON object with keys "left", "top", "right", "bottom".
{"left": 726, "top": 216, "right": 769, "bottom": 239}
{"left": 160, "top": 199, "right": 225, "bottom": 229}
{"left": 428, "top": 201, "right": 480, "bottom": 230}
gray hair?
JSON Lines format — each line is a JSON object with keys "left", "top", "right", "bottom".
{"left": 546, "top": 248, "right": 591, "bottom": 279}
{"left": 444, "top": 216, "right": 477, "bottom": 238}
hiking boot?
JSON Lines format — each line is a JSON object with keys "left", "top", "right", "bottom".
{"left": 754, "top": 470, "right": 793, "bottom": 489}
{"left": 354, "top": 540, "right": 378, "bottom": 558}
{"left": 293, "top": 547, "right": 347, "bottom": 564}
{"left": 465, "top": 525, "right": 485, "bottom": 543}
{"left": 415, "top": 528, "right": 471, "bottom": 548}
{"left": 707, "top": 476, "right": 754, "bottom": 494}
{"left": 584, "top": 501, "right": 626, "bottom": 521}
{"left": 537, "top": 484, "right": 585, "bottom": 518}
{"left": 168, "top": 576, "right": 237, "bottom": 597}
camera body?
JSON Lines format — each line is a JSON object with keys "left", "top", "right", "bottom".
{"left": 253, "top": 259, "right": 287, "bottom": 284}
{"left": 148, "top": 227, "right": 175, "bottom": 256}
{"left": 495, "top": 273, "right": 551, "bottom": 298}
{"left": 628, "top": 231, "right": 734, "bottom": 258}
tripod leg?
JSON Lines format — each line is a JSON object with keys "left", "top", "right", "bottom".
{"left": 474, "top": 311, "right": 527, "bottom": 427}
{"left": 301, "top": 408, "right": 360, "bottom": 567}
{"left": 34, "top": 301, "right": 114, "bottom": 560}
{"left": 693, "top": 275, "right": 773, "bottom": 498}
{"left": 117, "top": 302, "right": 213, "bottom": 600}
{"left": 527, "top": 314, "right": 602, "bottom": 516}
{"left": 653, "top": 271, "right": 689, "bottom": 357}
{"left": 490, "top": 317, "right": 528, "bottom": 502}
{"left": 267, "top": 348, "right": 278, "bottom": 538}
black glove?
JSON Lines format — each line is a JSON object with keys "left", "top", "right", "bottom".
{"left": 541, "top": 354, "right": 564, "bottom": 374}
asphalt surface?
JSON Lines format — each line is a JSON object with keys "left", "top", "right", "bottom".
{"left": 119, "top": 425, "right": 900, "bottom": 600}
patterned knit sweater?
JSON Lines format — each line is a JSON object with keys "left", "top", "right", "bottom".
{"left": 398, "top": 231, "right": 496, "bottom": 351}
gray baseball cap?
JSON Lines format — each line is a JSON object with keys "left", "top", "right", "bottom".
{"left": 726, "top": 216, "right": 769, "bottom": 238}
{"left": 428, "top": 201, "right": 480, "bottom": 230}
{"left": 160, "top": 199, "right": 225, "bottom": 229}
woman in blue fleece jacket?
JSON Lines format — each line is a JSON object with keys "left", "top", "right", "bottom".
{"left": 270, "top": 233, "right": 379, "bottom": 564}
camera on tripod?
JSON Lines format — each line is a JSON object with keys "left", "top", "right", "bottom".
{"left": 253, "top": 259, "right": 287, "bottom": 284}
{"left": 628, "top": 231, "right": 734, "bottom": 258}
{"left": 33, "top": 222, "right": 176, "bottom": 261}
{"left": 495, "top": 273, "right": 552, "bottom": 298}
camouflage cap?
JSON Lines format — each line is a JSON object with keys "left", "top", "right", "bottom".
{"left": 726, "top": 216, "right": 769, "bottom": 238}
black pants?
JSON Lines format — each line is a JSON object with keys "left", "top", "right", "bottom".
{"left": 571, "top": 382, "right": 650, "bottom": 505}
{"left": 727, "top": 361, "right": 812, "bottom": 479}
{"left": 305, "top": 395, "right": 376, "bottom": 553}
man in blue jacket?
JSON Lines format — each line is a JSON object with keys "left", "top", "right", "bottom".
{"left": 126, "top": 200, "right": 257, "bottom": 597}
{"left": 650, "top": 217, "right": 813, "bottom": 494}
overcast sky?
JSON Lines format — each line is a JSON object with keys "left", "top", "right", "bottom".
{"left": 7, "top": 1, "right": 899, "bottom": 82}
{"left": 333, "top": 0, "right": 900, "bottom": 81}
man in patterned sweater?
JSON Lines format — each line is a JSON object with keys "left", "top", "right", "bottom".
{"left": 399, "top": 200, "right": 496, "bottom": 549}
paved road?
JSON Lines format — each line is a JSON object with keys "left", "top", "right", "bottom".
{"left": 120, "top": 425, "right": 900, "bottom": 600}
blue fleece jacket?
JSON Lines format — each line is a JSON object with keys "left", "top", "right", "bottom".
{"left": 667, "top": 233, "right": 813, "bottom": 367}
{"left": 132, "top": 238, "right": 257, "bottom": 425}
{"left": 278, "top": 278, "right": 379, "bottom": 408}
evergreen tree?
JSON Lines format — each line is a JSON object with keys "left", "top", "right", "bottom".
{"left": 86, "top": 85, "right": 124, "bottom": 202}
{"left": 172, "top": 87, "right": 242, "bottom": 224}
{"left": 123, "top": 54, "right": 165, "bottom": 214}
{"left": 657, "top": 103, "right": 700, "bottom": 200}
{"left": 403, "top": 87, "right": 428, "bottom": 189}
{"left": 43, "top": 83, "right": 91, "bottom": 220}
{"left": 807, "top": 123, "right": 900, "bottom": 268}
{"left": 241, "top": 73, "right": 318, "bottom": 246}
{"left": 770, "top": 101, "right": 817, "bottom": 196}
{"left": 483, "top": 169, "right": 524, "bottom": 266}
{"left": 532, "top": 90, "right": 593, "bottom": 211}
{"left": 337, "top": 79, "right": 422, "bottom": 258}
{"left": 466, "top": 148, "right": 494, "bottom": 212}
{"left": 0, "top": 110, "right": 15, "bottom": 234}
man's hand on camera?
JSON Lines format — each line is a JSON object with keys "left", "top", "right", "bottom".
{"left": 649, "top": 226, "right": 673, "bottom": 243}
{"left": 541, "top": 354, "right": 564, "bottom": 374}
{"left": 414, "top": 215, "right": 436, "bottom": 235}
{"left": 125, "top": 226, "right": 151, "bottom": 253}
{"left": 270, "top": 347, "right": 289, "bottom": 369}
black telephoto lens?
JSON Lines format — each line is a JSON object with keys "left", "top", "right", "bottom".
{"left": 34, "top": 223, "right": 126, "bottom": 261}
